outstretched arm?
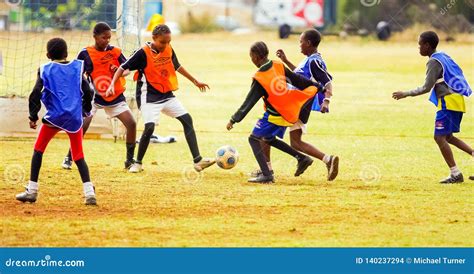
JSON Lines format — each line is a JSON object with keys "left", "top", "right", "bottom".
{"left": 393, "top": 59, "right": 442, "bottom": 100}
{"left": 227, "top": 80, "right": 265, "bottom": 130}
{"left": 177, "top": 66, "right": 209, "bottom": 92}
{"left": 276, "top": 49, "right": 296, "bottom": 70}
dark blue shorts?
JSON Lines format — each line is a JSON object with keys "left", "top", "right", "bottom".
{"left": 252, "top": 113, "right": 287, "bottom": 140}
{"left": 434, "top": 110, "right": 463, "bottom": 136}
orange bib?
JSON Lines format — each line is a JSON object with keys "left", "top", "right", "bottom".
{"left": 253, "top": 60, "right": 318, "bottom": 124}
{"left": 86, "top": 46, "right": 126, "bottom": 101}
{"left": 142, "top": 44, "right": 178, "bottom": 93}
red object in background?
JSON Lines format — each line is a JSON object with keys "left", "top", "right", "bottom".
{"left": 292, "top": 0, "right": 324, "bottom": 27}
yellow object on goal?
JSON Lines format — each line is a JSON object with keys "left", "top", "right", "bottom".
{"left": 146, "top": 14, "right": 165, "bottom": 32}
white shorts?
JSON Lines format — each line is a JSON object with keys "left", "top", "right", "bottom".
{"left": 140, "top": 97, "right": 188, "bottom": 124}
{"left": 91, "top": 101, "right": 131, "bottom": 118}
{"left": 289, "top": 120, "right": 307, "bottom": 134}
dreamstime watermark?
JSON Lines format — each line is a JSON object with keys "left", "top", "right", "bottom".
{"left": 181, "top": 166, "right": 203, "bottom": 184}
{"left": 5, "top": 255, "right": 85, "bottom": 268}
{"left": 440, "top": 0, "right": 458, "bottom": 15}
{"left": 360, "top": 0, "right": 381, "bottom": 8}
{"left": 359, "top": 164, "right": 381, "bottom": 184}
{"left": 269, "top": 75, "right": 291, "bottom": 97}
{"left": 3, "top": 164, "right": 25, "bottom": 185}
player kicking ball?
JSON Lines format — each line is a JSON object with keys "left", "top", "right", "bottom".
{"left": 393, "top": 31, "right": 472, "bottom": 183}
{"left": 16, "top": 38, "right": 97, "bottom": 205}
{"left": 227, "top": 41, "right": 321, "bottom": 183}
{"left": 107, "top": 24, "right": 215, "bottom": 172}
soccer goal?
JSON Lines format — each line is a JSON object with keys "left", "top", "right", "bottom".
{"left": 0, "top": 0, "right": 144, "bottom": 138}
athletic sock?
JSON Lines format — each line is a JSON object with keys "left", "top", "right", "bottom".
{"left": 30, "top": 150, "right": 43, "bottom": 182}
{"left": 176, "top": 114, "right": 201, "bottom": 163}
{"left": 75, "top": 158, "right": 91, "bottom": 183}
{"left": 137, "top": 123, "right": 155, "bottom": 163}
{"left": 82, "top": 182, "right": 95, "bottom": 196}
{"left": 126, "top": 143, "right": 135, "bottom": 162}
{"left": 27, "top": 181, "right": 38, "bottom": 194}
{"left": 322, "top": 154, "right": 331, "bottom": 164}
{"left": 268, "top": 138, "right": 305, "bottom": 161}
{"left": 266, "top": 161, "right": 273, "bottom": 171}
{"left": 450, "top": 166, "right": 461, "bottom": 176}
{"left": 249, "top": 136, "right": 271, "bottom": 176}
{"left": 66, "top": 150, "right": 72, "bottom": 160}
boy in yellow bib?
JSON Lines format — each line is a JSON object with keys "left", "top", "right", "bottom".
{"left": 393, "top": 31, "right": 473, "bottom": 183}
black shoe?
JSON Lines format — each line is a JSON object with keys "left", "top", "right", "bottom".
{"left": 124, "top": 159, "right": 135, "bottom": 169}
{"left": 326, "top": 155, "right": 339, "bottom": 181}
{"left": 248, "top": 174, "right": 275, "bottom": 184}
{"left": 469, "top": 176, "right": 474, "bottom": 181}
{"left": 439, "top": 173, "right": 464, "bottom": 184}
{"left": 295, "top": 156, "right": 313, "bottom": 177}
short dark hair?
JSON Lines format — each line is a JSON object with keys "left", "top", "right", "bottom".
{"left": 47, "top": 38, "right": 68, "bottom": 60}
{"left": 303, "top": 29, "right": 321, "bottom": 48}
{"left": 250, "top": 41, "right": 269, "bottom": 59}
{"left": 93, "top": 22, "right": 112, "bottom": 36}
{"left": 420, "top": 31, "right": 439, "bottom": 49}
{"left": 152, "top": 24, "right": 171, "bottom": 36}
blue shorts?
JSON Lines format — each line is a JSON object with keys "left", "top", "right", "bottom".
{"left": 434, "top": 110, "right": 463, "bottom": 136}
{"left": 252, "top": 113, "right": 287, "bottom": 140}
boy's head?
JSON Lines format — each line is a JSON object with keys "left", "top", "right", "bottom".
{"left": 250, "top": 41, "right": 269, "bottom": 68}
{"left": 93, "top": 22, "right": 112, "bottom": 50}
{"left": 47, "top": 38, "right": 68, "bottom": 60}
{"left": 418, "top": 31, "right": 438, "bottom": 56}
{"left": 300, "top": 29, "right": 321, "bottom": 56}
{"left": 152, "top": 24, "right": 171, "bottom": 52}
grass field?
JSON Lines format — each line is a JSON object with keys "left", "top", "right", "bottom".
{"left": 0, "top": 32, "right": 473, "bottom": 247}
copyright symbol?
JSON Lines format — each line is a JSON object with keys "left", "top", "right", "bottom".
{"left": 406, "top": 258, "right": 412, "bottom": 264}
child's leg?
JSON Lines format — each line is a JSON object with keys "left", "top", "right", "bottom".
{"left": 28, "top": 125, "right": 60, "bottom": 190}
{"left": 434, "top": 135, "right": 457, "bottom": 169}
{"left": 66, "top": 115, "right": 93, "bottom": 160}
{"left": 289, "top": 128, "right": 325, "bottom": 161}
{"left": 176, "top": 113, "right": 202, "bottom": 163}
{"left": 116, "top": 110, "right": 137, "bottom": 164}
{"left": 260, "top": 141, "right": 272, "bottom": 171}
{"left": 249, "top": 135, "right": 272, "bottom": 177}
{"left": 67, "top": 128, "right": 96, "bottom": 202}
{"left": 447, "top": 134, "right": 473, "bottom": 156}
{"left": 267, "top": 137, "right": 306, "bottom": 161}
{"left": 136, "top": 122, "right": 155, "bottom": 163}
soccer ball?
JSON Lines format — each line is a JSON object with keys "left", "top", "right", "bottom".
{"left": 216, "top": 145, "right": 239, "bottom": 170}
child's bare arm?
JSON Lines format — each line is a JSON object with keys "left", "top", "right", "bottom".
{"left": 177, "top": 66, "right": 209, "bottom": 92}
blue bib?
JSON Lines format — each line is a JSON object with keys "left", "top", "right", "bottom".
{"left": 294, "top": 53, "right": 328, "bottom": 112}
{"left": 429, "top": 52, "right": 472, "bottom": 106}
{"left": 40, "top": 60, "right": 84, "bottom": 132}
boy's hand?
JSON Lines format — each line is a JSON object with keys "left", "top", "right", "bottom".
{"left": 194, "top": 80, "right": 210, "bottom": 92}
{"left": 392, "top": 91, "right": 407, "bottom": 100}
{"left": 226, "top": 121, "right": 234, "bottom": 131}
{"left": 276, "top": 49, "right": 288, "bottom": 62}
{"left": 29, "top": 120, "right": 37, "bottom": 129}
{"left": 105, "top": 86, "right": 115, "bottom": 97}
{"left": 320, "top": 100, "right": 329, "bottom": 113}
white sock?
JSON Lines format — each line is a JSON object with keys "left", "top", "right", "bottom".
{"left": 83, "top": 182, "right": 95, "bottom": 196}
{"left": 450, "top": 166, "right": 461, "bottom": 176}
{"left": 266, "top": 161, "right": 272, "bottom": 171}
{"left": 322, "top": 155, "right": 331, "bottom": 164}
{"left": 27, "top": 181, "right": 38, "bottom": 194}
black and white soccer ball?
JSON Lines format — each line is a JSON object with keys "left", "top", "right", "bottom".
{"left": 215, "top": 145, "right": 239, "bottom": 170}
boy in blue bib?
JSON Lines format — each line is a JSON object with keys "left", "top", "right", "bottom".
{"left": 393, "top": 31, "right": 473, "bottom": 183}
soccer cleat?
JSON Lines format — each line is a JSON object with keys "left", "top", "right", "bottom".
{"left": 124, "top": 159, "right": 135, "bottom": 169}
{"left": 248, "top": 174, "right": 275, "bottom": 184}
{"left": 295, "top": 156, "right": 313, "bottom": 177}
{"left": 439, "top": 173, "right": 464, "bottom": 184}
{"left": 61, "top": 157, "right": 72, "bottom": 170}
{"left": 128, "top": 162, "right": 143, "bottom": 173}
{"left": 84, "top": 195, "right": 97, "bottom": 206}
{"left": 16, "top": 190, "right": 37, "bottom": 203}
{"left": 326, "top": 155, "right": 339, "bottom": 181}
{"left": 469, "top": 176, "right": 474, "bottom": 181}
{"left": 249, "top": 169, "right": 274, "bottom": 177}
{"left": 193, "top": 158, "right": 216, "bottom": 172}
